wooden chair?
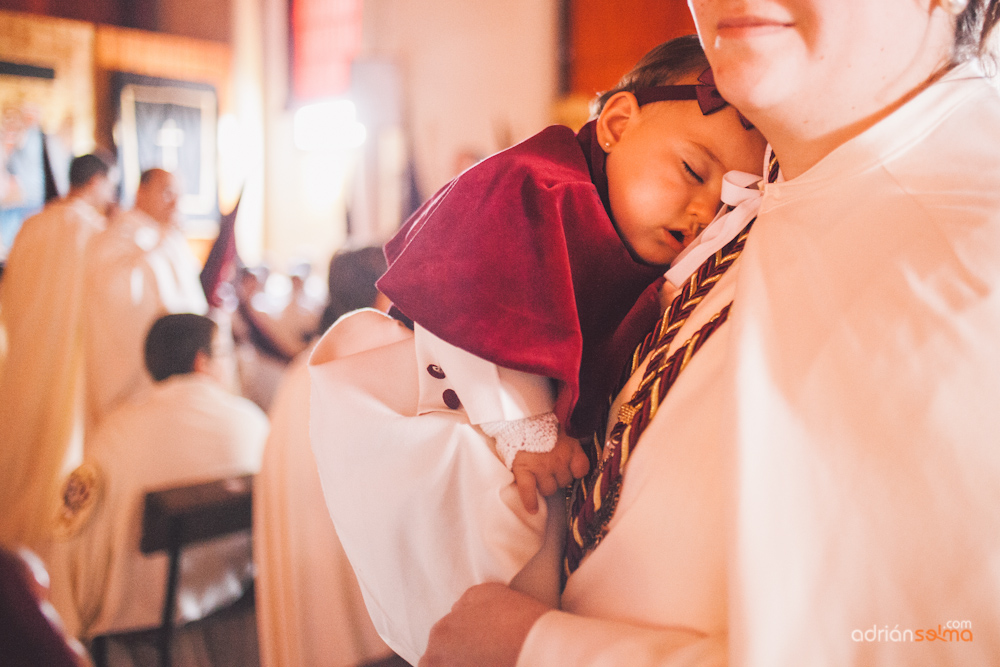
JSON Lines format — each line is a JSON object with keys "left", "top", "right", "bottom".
{"left": 91, "top": 473, "right": 254, "bottom": 667}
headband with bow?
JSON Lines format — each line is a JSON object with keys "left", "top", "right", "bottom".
{"left": 633, "top": 68, "right": 754, "bottom": 130}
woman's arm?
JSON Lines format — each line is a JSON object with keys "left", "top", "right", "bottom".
{"left": 421, "top": 583, "right": 725, "bottom": 667}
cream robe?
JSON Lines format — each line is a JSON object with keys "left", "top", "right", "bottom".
{"left": 83, "top": 208, "right": 208, "bottom": 428}
{"left": 518, "top": 63, "right": 1000, "bottom": 665}
{"left": 254, "top": 351, "right": 393, "bottom": 667}
{"left": 48, "top": 374, "right": 268, "bottom": 638}
{"left": 0, "top": 197, "right": 105, "bottom": 551}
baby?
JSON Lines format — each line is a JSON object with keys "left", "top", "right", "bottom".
{"left": 375, "top": 35, "right": 765, "bottom": 512}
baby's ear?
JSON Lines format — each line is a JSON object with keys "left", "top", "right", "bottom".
{"left": 596, "top": 91, "right": 640, "bottom": 152}
{"left": 192, "top": 349, "right": 213, "bottom": 375}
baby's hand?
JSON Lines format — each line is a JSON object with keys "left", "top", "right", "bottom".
{"left": 511, "top": 431, "right": 589, "bottom": 514}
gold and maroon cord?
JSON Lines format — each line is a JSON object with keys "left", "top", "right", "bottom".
{"left": 563, "top": 151, "right": 780, "bottom": 580}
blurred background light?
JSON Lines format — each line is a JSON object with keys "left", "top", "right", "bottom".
{"left": 293, "top": 99, "right": 366, "bottom": 152}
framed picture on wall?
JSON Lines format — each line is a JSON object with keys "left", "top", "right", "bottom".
{"left": 0, "top": 60, "right": 74, "bottom": 258}
{"left": 113, "top": 72, "right": 218, "bottom": 230}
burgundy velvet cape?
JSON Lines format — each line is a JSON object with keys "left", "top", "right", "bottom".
{"left": 378, "top": 123, "right": 664, "bottom": 437}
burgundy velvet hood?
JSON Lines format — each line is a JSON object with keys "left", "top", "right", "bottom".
{"left": 378, "top": 122, "right": 663, "bottom": 436}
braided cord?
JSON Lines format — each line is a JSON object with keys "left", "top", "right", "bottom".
{"left": 564, "top": 221, "right": 753, "bottom": 577}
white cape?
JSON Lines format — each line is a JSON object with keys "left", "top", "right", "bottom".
{"left": 309, "top": 309, "right": 563, "bottom": 664}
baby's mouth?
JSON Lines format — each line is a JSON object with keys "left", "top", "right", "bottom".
{"left": 669, "top": 230, "right": 685, "bottom": 244}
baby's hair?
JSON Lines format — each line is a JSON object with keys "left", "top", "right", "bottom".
{"left": 591, "top": 35, "right": 709, "bottom": 118}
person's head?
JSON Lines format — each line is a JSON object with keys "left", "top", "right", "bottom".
{"left": 144, "top": 313, "right": 221, "bottom": 383}
{"left": 688, "top": 0, "right": 1000, "bottom": 178}
{"left": 594, "top": 35, "right": 767, "bottom": 265}
{"left": 319, "top": 246, "right": 389, "bottom": 333}
{"left": 68, "top": 153, "right": 115, "bottom": 214}
{"left": 287, "top": 260, "right": 311, "bottom": 294}
{"left": 134, "top": 168, "right": 181, "bottom": 227}
{"left": 236, "top": 266, "right": 265, "bottom": 300}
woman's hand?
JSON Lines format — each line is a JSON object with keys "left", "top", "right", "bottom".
{"left": 419, "top": 583, "right": 551, "bottom": 667}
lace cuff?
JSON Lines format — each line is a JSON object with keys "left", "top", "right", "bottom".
{"left": 481, "top": 412, "right": 560, "bottom": 469}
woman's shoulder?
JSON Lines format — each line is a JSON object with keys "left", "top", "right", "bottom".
{"left": 882, "top": 71, "right": 1000, "bottom": 220}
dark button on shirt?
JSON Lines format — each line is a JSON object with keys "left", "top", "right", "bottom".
{"left": 442, "top": 389, "right": 461, "bottom": 410}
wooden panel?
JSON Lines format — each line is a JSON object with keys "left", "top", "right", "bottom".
{"left": 0, "top": 0, "right": 160, "bottom": 31}
{"left": 158, "top": 0, "right": 231, "bottom": 43}
{"left": 570, "top": 0, "right": 696, "bottom": 97}
{"left": 94, "top": 25, "right": 230, "bottom": 100}
{"left": 93, "top": 25, "right": 231, "bottom": 150}
{"left": 0, "top": 0, "right": 123, "bottom": 25}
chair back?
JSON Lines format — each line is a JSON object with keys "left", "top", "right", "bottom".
{"left": 141, "top": 474, "right": 254, "bottom": 554}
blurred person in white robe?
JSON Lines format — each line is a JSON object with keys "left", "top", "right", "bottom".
{"left": 48, "top": 313, "right": 267, "bottom": 640}
{"left": 417, "top": 1, "right": 1000, "bottom": 666}
{"left": 83, "top": 167, "right": 208, "bottom": 429}
{"left": 0, "top": 153, "right": 114, "bottom": 552}
{"left": 254, "top": 246, "right": 401, "bottom": 667}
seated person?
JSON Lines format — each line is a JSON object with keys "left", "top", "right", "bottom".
{"left": 48, "top": 313, "right": 269, "bottom": 641}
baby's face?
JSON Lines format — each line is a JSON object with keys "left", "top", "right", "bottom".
{"left": 604, "top": 85, "right": 766, "bottom": 266}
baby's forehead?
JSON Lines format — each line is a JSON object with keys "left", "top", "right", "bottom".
{"left": 643, "top": 104, "right": 727, "bottom": 156}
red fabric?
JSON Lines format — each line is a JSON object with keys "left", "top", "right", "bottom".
{"left": 0, "top": 548, "right": 80, "bottom": 667}
{"left": 200, "top": 194, "right": 241, "bottom": 308}
{"left": 378, "top": 123, "right": 665, "bottom": 436}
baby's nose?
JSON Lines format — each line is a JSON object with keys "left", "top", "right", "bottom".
{"left": 688, "top": 191, "right": 723, "bottom": 231}
{"left": 684, "top": 209, "right": 709, "bottom": 239}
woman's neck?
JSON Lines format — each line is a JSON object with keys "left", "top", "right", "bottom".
{"left": 761, "top": 60, "right": 957, "bottom": 181}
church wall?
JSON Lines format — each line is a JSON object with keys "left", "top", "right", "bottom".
{"left": 570, "top": 0, "right": 696, "bottom": 97}
{"left": 255, "top": 0, "right": 559, "bottom": 274}
{"left": 259, "top": 0, "right": 349, "bottom": 272}
{"left": 0, "top": 9, "right": 262, "bottom": 264}
{"left": 360, "top": 0, "right": 560, "bottom": 200}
